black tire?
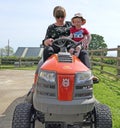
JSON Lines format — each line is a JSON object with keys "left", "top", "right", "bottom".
{"left": 94, "top": 103, "right": 112, "bottom": 128}
{"left": 12, "top": 103, "right": 35, "bottom": 128}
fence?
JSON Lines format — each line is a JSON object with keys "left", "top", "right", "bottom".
{"left": 0, "top": 46, "right": 120, "bottom": 79}
{"left": 0, "top": 57, "right": 41, "bottom": 68}
{"left": 89, "top": 46, "right": 120, "bottom": 79}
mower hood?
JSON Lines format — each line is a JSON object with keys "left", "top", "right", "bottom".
{"left": 40, "top": 54, "right": 89, "bottom": 74}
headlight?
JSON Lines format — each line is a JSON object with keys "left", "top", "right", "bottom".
{"left": 39, "top": 70, "right": 56, "bottom": 83}
{"left": 75, "top": 70, "right": 92, "bottom": 84}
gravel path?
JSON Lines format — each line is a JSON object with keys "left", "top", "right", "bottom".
{"left": 0, "top": 70, "right": 34, "bottom": 128}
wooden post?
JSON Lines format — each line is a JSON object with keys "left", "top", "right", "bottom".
{"left": 0, "top": 57, "right": 2, "bottom": 68}
{"left": 0, "top": 49, "right": 2, "bottom": 69}
{"left": 8, "top": 39, "right": 10, "bottom": 56}
{"left": 117, "top": 46, "right": 120, "bottom": 77}
{"left": 90, "top": 50, "right": 93, "bottom": 70}
{"left": 19, "top": 58, "right": 21, "bottom": 67}
{"left": 100, "top": 49, "right": 104, "bottom": 73}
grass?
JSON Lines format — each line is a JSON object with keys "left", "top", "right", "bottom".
{"left": 0, "top": 64, "right": 37, "bottom": 70}
{"left": 93, "top": 70, "right": 120, "bottom": 128}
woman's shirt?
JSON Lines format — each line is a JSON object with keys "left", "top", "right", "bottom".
{"left": 44, "top": 21, "right": 72, "bottom": 40}
{"left": 43, "top": 21, "right": 72, "bottom": 53}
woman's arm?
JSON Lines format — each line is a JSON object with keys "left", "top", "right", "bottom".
{"left": 42, "top": 25, "right": 54, "bottom": 46}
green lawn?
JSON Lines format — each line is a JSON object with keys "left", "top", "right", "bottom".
{"left": 0, "top": 64, "right": 37, "bottom": 70}
{"left": 93, "top": 70, "right": 120, "bottom": 128}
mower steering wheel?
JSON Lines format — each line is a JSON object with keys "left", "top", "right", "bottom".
{"left": 52, "top": 38, "right": 76, "bottom": 49}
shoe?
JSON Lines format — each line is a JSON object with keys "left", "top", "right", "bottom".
{"left": 92, "top": 76, "right": 99, "bottom": 83}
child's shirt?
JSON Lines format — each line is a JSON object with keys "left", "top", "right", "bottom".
{"left": 70, "top": 26, "right": 89, "bottom": 42}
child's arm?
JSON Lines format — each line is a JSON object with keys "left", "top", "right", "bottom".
{"left": 81, "top": 34, "right": 91, "bottom": 49}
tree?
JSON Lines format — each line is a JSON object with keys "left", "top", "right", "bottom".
{"left": 0, "top": 46, "right": 14, "bottom": 56}
{"left": 89, "top": 34, "right": 107, "bottom": 56}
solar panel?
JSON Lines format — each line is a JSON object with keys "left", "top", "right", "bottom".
{"left": 14, "top": 47, "right": 25, "bottom": 57}
{"left": 14, "top": 47, "right": 42, "bottom": 58}
{"left": 25, "top": 47, "right": 40, "bottom": 57}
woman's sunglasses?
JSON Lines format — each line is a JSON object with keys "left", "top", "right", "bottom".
{"left": 56, "top": 15, "right": 65, "bottom": 19}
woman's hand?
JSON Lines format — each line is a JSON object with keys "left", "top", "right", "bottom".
{"left": 44, "top": 38, "right": 54, "bottom": 46}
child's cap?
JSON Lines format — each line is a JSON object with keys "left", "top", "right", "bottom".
{"left": 71, "top": 13, "right": 86, "bottom": 25}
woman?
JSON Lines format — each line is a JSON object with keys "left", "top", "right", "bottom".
{"left": 42, "top": 6, "right": 91, "bottom": 68}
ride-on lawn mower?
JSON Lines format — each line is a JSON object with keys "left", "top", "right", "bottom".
{"left": 12, "top": 38, "right": 112, "bottom": 128}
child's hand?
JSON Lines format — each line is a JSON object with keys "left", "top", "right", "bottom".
{"left": 69, "top": 48, "right": 74, "bottom": 54}
{"left": 81, "top": 38, "right": 89, "bottom": 49}
{"left": 82, "top": 43, "right": 88, "bottom": 50}
{"left": 81, "top": 38, "right": 88, "bottom": 44}
{"left": 76, "top": 45, "right": 81, "bottom": 51}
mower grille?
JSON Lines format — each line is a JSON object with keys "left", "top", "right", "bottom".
{"left": 58, "top": 53, "right": 72, "bottom": 63}
{"left": 74, "top": 81, "right": 93, "bottom": 99}
{"left": 37, "top": 83, "right": 56, "bottom": 97}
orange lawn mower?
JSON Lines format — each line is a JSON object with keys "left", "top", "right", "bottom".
{"left": 12, "top": 38, "right": 112, "bottom": 128}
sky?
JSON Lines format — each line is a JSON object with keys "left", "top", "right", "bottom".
{"left": 0, "top": 0, "right": 120, "bottom": 52}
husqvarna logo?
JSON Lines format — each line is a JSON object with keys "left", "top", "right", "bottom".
{"left": 62, "top": 78, "right": 70, "bottom": 87}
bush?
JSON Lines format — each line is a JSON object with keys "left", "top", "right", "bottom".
{"left": 91, "top": 57, "right": 117, "bottom": 65}
{"left": 0, "top": 56, "right": 41, "bottom": 65}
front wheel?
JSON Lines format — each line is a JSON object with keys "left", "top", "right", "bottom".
{"left": 92, "top": 103, "right": 112, "bottom": 128}
{"left": 12, "top": 103, "right": 35, "bottom": 128}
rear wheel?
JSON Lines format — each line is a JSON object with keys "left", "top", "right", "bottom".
{"left": 92, "top": 103, "right": 112, "bottom": 128}
{"left": 12, "top": 102, "right": 35, "bottom": 128}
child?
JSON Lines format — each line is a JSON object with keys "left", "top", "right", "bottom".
{"left": 69, "top": 13, "right": 91, "bottom": 57}
{"left": 69, "top": 13, "right": 99, "bottom": 83}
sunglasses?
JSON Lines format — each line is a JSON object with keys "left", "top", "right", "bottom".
{"left": 56, "top": 15, "right": 65, "bottom": 19}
